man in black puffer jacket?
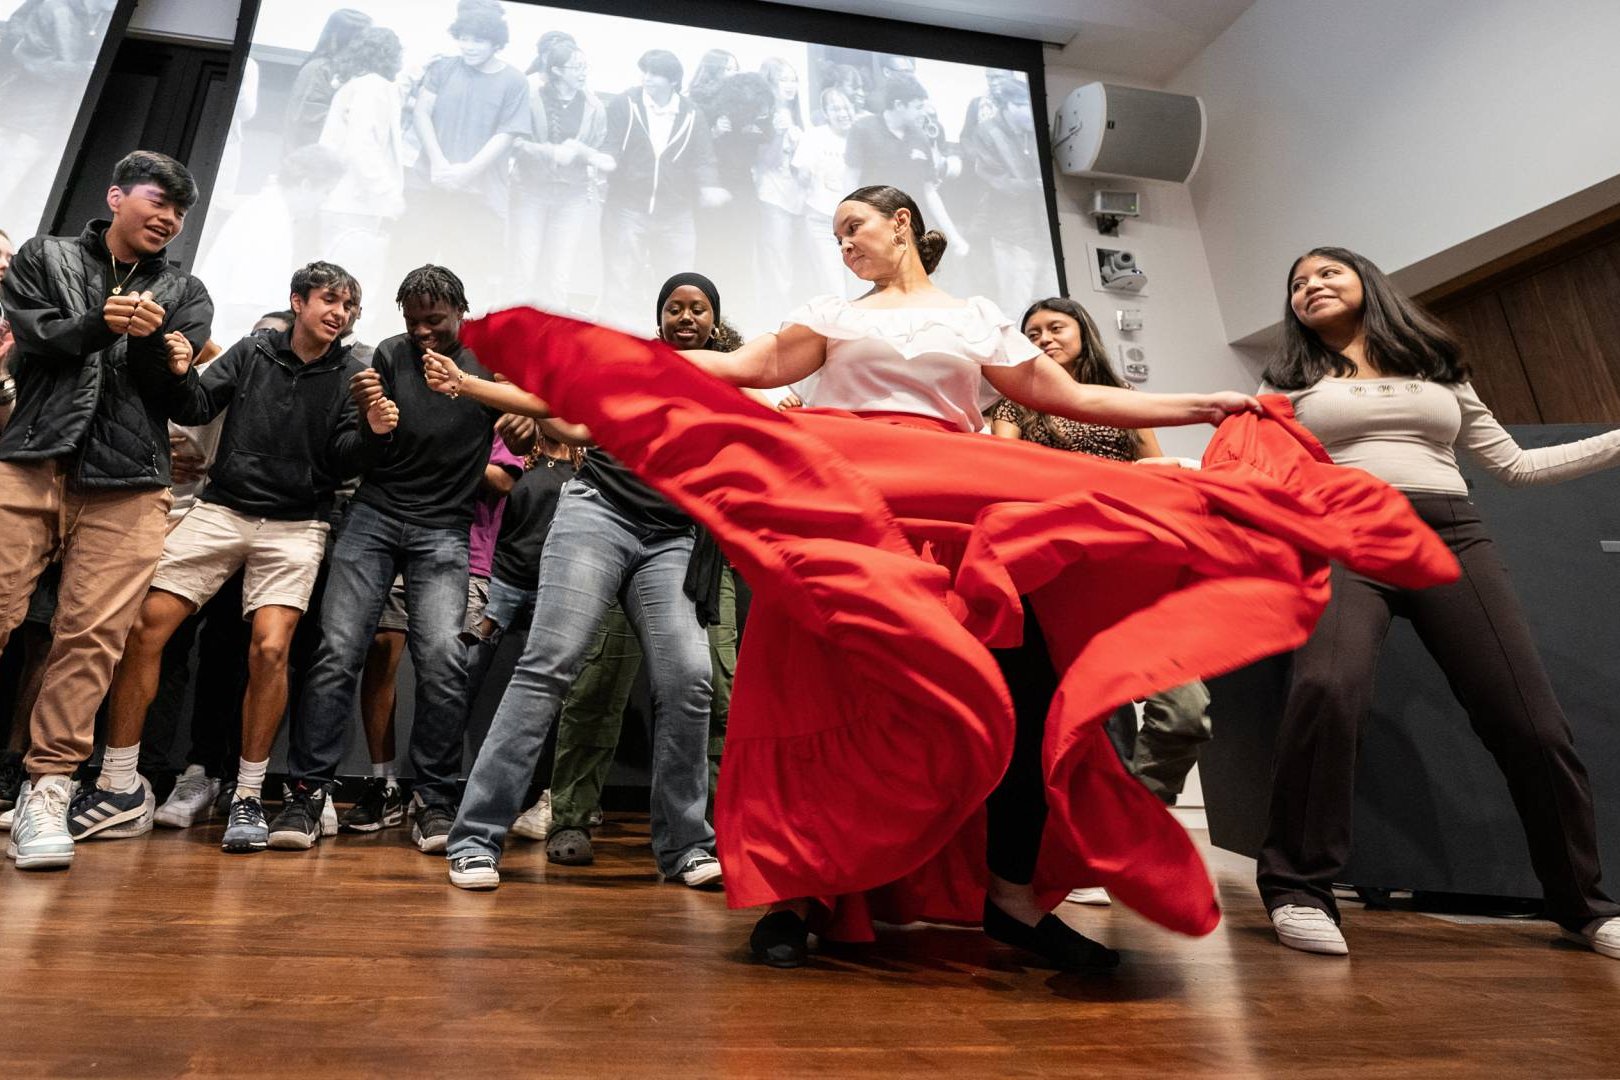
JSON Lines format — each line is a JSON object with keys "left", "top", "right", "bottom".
{"left": 0, "top": 150, "right": 212, "bottom": 871}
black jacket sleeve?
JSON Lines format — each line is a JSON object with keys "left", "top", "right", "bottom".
{"left": 329, "top": 359, "right": 383, "bottom": 476}
{"left": 0, "top": 241, "right": 120, "bottom": 365}
{"left": 164, "top": 336, "right": 245, "bottom": 427}
{"left": 126, "top": 275, "right": 215, "bottom": 410}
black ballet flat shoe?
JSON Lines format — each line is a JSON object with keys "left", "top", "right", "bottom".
{"left": 750, "top": 910, "right": 810, "bottom": 969}
{"left": 982, "top": 898, "right": 1121, "bottom": 972}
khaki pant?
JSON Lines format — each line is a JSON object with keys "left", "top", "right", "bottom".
{"left": 0, "top": 459, "right": 171, "bottom": 777}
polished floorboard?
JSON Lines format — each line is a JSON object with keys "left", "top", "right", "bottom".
{"left": 3, "top": 812, "right": 1618, "bottom": 1078}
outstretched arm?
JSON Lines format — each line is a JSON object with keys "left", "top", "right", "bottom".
{"left": 421, "top": 349, "right": 594, "bottom": 443}
{"left": 681, "top": 323, "right": 827, "bottom": 389}
{"left": 985, "top": 354, "right": 1258, "bottom": 428}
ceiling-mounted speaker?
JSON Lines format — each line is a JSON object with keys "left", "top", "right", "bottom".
{"left": 1051, "top": 82, "right": 1206, "bottom": 184}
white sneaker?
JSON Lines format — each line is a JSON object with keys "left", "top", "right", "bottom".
{"left": 321, "top": 790, "right": 339, "bottom": 837}
{"left": 1566, "top": 917, "right": 1620, "bottom": 960}
{"left": 1270, "top": 904, "right": 1349, "bottom": 955}
{"left": 510, "top": 791, "right": 552, "bottom": 841}
{"left": 155, "top": 765, "right": 221, "bottom": 828}
{"left": 1065, "top": 886, "right": 1112, "bottom": 906}
{"left": 7, "top": 775, "right": 75, "bottom": 869}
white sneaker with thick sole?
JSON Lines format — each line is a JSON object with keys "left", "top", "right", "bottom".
{"left": 510, "top": 791, "right": 552, "bottom": 841}
{"left": 1270, "top": 904, "right": 1349, "bottom": 955}
{"left": 7, "top": 776, "right": 76, "bottom": 869}
{"left": 1565, "top": 917, "right": 1620, "bottom": 960}
{"left": 155, "top": 765, "right": 222, "bottom": 828}
{"left": 1065, "top": 886, "right": 1112, "bottom": 906}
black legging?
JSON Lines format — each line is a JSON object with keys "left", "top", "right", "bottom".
{"left": 1257, "top": 493, "right": 1620, "bottom": 931}
{"left": 987, "top": 605, "right": 1057, "bottom": 885}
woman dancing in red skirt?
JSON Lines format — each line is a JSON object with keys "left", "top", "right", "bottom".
{"left": 454, "top": 185, "right": 1459, "bottom": 972}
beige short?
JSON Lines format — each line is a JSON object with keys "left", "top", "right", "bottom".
{"left": 375, "top": 574, "right": 490, "bottom": 634}
{"left": 152, "top": 501, "right": 329, "bottom": 616}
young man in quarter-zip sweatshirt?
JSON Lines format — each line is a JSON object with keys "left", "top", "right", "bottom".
{"left": 81, "top": 261, "right": 393, "bottom": 856}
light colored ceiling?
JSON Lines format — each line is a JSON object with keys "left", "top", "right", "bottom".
{"left": 764, "top": 0, "right": 1256, "bottom": 83}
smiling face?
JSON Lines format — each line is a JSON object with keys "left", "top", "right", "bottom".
{"left": 106, "top": 182, "right": 185, "bottom": 257}
{"left": 292, "top": 285, "right": 357, "bottom": 348}
{"left": 822, "top": 90, "right": 855, "bottom": 134}
{"left": 832, "top": 199, "right": 909, "bottom": 281}
{"left": 403, "top": 295, "right": 463, "bottom": 354}
{"left": 659, "top": 285, "right": 715, "bottom": 349}
{"left": 1289, "top": 254, "right": 1366, "bottom": 333}
{"left": 1022, "top": 308, "right": 1083, "bottom": 368}
{"left": 457, "top": 35, "right": 496, "bottom": 67}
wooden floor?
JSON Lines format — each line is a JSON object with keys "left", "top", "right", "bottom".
{"left": 4, "top": 813, "right": 1619, "bottom": 1078}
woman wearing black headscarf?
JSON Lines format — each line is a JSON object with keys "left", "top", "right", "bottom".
{"left": 429, "top": 273, "right": 731, "bottom": 893}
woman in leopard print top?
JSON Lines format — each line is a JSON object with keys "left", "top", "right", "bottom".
{"left": 988, "top": 297, "right": 1172, "bottom": 464}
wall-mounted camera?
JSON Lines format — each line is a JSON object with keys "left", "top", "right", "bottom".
{"left": 1097, "top": 247, "right": 1147, "bottom": 293}
{"left": 1091, "top": 190, "right": 1140, "bottom": 236}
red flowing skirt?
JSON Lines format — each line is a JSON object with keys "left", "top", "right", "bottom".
{"left": 460, "top": 309, "right": 1459, "bottom": 940}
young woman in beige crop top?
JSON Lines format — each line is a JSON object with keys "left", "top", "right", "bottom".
{"left": 1257, "top": 246, "right": 1620, "bottom": 962}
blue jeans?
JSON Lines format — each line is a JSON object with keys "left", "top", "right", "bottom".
{"left": 479, "top": 575, "right": 537, "bottom": 637}
{"left": 291, "top": 501, "right": 471, "bottom": 806}
{"left": 448, "top": 480, "right": 715, "bottom": 876}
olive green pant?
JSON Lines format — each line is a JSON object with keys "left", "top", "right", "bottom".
{"left": 1132, "top": 680, "right": 1213, "bottom": 803}
{"left": 550, "top": 568, "right": 736, "bottom": 828}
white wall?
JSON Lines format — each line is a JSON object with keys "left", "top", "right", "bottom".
{"left": 1170, "top": 0, "right": 1620, "bottom": 345}
{"left": 129, "top": 0, "right": 240, "bottom": 43}
{"left": 1044, "top": 65, "right": 1263, "bottom": 457}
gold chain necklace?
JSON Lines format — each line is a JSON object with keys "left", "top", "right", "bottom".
{"left": 108, "top": 252, "right": 140, "bottom": 295}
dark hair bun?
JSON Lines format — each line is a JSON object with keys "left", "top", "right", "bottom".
{"left": 916, "top": 229, "right": 948, "bottom": 274}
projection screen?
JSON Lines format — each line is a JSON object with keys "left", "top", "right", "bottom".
{"left": 193, "top": 0, "right": 1060, "bottom": 345}
{"left": 0, "top": 0, "right": 123, "bottom": 241}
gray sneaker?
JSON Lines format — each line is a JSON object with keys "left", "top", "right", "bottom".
{"left": 411, "top": 799, "right": 455, "bottom": 854}
{"left": 221, "top": 794, "right": 269, "bottom": 853}
{"left": 7, "top": 776, "right": 75, "bottom": 870}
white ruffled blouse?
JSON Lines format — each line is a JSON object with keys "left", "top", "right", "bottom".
{"left": 783, "top": 295, "right": 1040, "bottom": 433}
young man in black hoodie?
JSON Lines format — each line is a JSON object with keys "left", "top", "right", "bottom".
{"left": 82, "top": 262, "right": 389, "bottom": 854}
{"left": 0, "top": 150, "right": 211, "bottom": 871}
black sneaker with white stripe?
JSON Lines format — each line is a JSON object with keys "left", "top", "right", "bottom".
{"left": 67, "top": 779, "right": 155, "bottom": 840}
{"left": 340, "top": 778, "right": 405, "bottom": 833}
{"left": 268, "top": 782, "right": 329, "bottom": 851}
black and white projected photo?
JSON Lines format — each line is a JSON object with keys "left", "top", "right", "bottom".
{"left": 0, "top": 0, "right": 121, "bottom": 239}
{"left": 194, "top": 0, "right": 1059, "bottom": 342}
